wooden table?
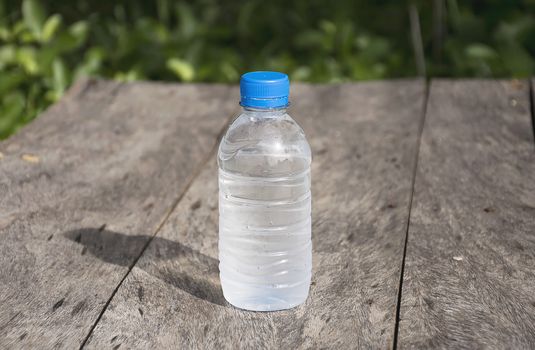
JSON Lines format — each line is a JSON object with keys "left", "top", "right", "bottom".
{"left": 0, "top": 79, "right": 534, "bottom": 349}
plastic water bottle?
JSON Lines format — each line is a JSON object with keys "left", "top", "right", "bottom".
{"left": 218, "top": 71, "right": 312, "bottom": 311}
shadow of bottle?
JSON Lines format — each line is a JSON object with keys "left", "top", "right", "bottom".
{"left": 64, "top": 227, "right": 225, "bottom": 306}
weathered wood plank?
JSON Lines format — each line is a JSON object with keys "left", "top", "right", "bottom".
{"left": 399, "top": 80, "right": 535, "bottom": 348}
{"left": 85, "top": 80, "right": 425, "bottom": 349}
{"left": 0, "top": 80, "right": 237, "bottom": 348}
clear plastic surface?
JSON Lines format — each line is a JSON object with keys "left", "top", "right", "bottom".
{"left": 218, "top": 107, "right": 312, "bottom": 311}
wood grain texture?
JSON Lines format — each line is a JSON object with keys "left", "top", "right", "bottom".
{"left": 398, "top": 80, "right": 535, "bottom": 348}
{"left": 85, "top": 81, "right": 425, "bottom": 349}
{"left": 0, "top": 79, "right": 237, "bottom": 348}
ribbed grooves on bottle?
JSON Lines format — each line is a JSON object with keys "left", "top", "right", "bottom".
{"left": 220, "top": 271, "right": 312, "bottom": 289}
{"left": 219, "top": 241, "right": 312, "bottom": 258}
{"left": 220, "top": 262, "right": 311, "bottom": 282}
{"left": 219, "top": 263, "right": 310, "bottom": 279}
{"left": 219, "top": 254, "right": 290, "bottom": 270}
{"left": 219, "top": 167, "right": 310, "bottom": 183}
{"left": 219, "top": 238, "right": 311, "bottom": 291}
{"left": 220, "top": 233, "right": 308, "bottom": 244}
{"left": 220, "top": 216, "right": 311, "bottom": 235}
{"left": 220, "top": 191, "right": 311, "bottom": 206}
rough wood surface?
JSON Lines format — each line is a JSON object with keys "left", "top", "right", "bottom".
{"left": 84, "top": 81, "right": 425, "bottom": 349}
{"left": 0, "top": 80, "right": 237, "bottom": 348}
{"left": 398, "top": 80, "right": 535, "bottom": 348}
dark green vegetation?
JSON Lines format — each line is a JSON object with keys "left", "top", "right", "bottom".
{"left": 1, "top": 0, "right": 535, "bottom": 138}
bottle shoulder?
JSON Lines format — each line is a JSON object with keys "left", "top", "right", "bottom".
{"left": 218, "top": 112, "right": 311, "bottom": 177}
{"left": 225, "top": 112, "right": 308, "bottom": 141}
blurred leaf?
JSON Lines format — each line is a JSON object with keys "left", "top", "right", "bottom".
{"left": 0, "top": 92, "right": 25, "bottom": 138}
{"left": 291, "top": 66, "right": 311, "bottom": 81}
{"left": 16, "top": 47, "right": 39, "bottom": 74}
{"left": 69, "top": 21, "right": 88, "bottom": 44}
{"left": 319, "top": 20, "right": 336, "bottom": 36}
{"left": 220, "top": 61, "right": 238, "bottom": 82}
{"left": 13, "top": 21, "right": 27, "bottom": 37}
{"left": 0, "top": 70, "right": 25, "bottom": 94}
{"left": 362, "top": 37, "right": 390, "bottom": 59}
{"left": 52, "top": 58, "right": 69, "bottom": 98}
{"left": 338, "top": 21, "right": 355, "bottom": 57}
{"left": 0, "top": 45, "right": 16, "bottom": 68}
{"left": 495, "top": 17, "right": 535, "bottom": 43}
{"left": 166, "top": 58, "right": 195, "bottom": 81}
{"left": 42, "top": 14, "right": 62, "bottom": 42}
{"left": 465, "top": 44, "right": 498, "bottom": 60}
{"left": 294, "top": 30, "right": 323, "bottom": 49}
{"left": 114, "top": 69, "right": 142, "bottom": 82}
{"left": 499, "top": 44, "right": 535, "bottom": 77}
{"left": 22, "top": 0, "right": 46, "bottom": 38}
{"left": 0, "top": 26, "right": 11, "bottom": 41}
{"left": 50, "top": 21, "right": 89, "bottom": 54}
{"left": 74, "top": 47, "right": 105, "bottom": 79}
{"left": 355, "top": 35, "right": 370, "bottom": 50}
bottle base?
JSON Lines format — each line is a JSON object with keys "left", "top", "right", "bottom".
{"left": 221, "top": 277, "right": 311, "bottom": 311}
{"left": 223, "top": 295, "right": 308, "bottom": 312}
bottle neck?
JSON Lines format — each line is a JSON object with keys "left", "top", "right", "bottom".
{"left": 242, "top": 105, "right": 288, "bottom": 118}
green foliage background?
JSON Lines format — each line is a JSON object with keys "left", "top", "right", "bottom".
{"left": 1, "top": 0, "right": 535, "bottom": 138}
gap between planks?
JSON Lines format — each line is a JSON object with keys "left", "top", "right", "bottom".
{"left": 392, "top": 80, "right": 430, "bottom": 349}
{"left": 78, "top": 110, "right": 236, "bottom": 350}
{"left": 529, "top": 79, "right": 535, "bottom": 146}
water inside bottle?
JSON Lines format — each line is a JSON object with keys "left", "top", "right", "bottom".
{"left": 218, "top": 147, "right": 312, "bottom": 311}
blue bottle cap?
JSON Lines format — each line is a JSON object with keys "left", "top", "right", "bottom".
{"left": 240, "top": 71, "right": 289, "bottom": 109}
